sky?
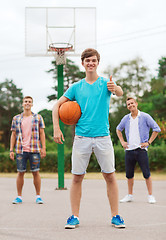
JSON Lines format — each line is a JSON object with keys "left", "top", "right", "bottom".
{"left": 0, "top": 0, "right": 166, "bottom": 113}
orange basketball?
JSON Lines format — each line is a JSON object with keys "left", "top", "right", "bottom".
{"left": 59, "top": 101, "right": 81, "bottom": 125}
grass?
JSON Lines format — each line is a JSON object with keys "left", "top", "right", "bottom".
{"left": 0, "top": 171, "right": 166, "bottom": 180}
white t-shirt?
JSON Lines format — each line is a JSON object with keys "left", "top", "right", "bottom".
{"left": 127, "top": 114, "right": 141, "bottom": 151}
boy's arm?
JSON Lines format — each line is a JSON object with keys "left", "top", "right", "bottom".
{"left": 10, "top": 131, "right": 16, "bottom": 161}
{"left": 52, "top": 96, "right": 69, "bottom": 144}
{"left": 107, "top": 76, "right": 123, "bottom": 96}
{"left": 114, "top": 85, "right": 123, "bottom": 96}
{"left": 39, "top": 128, "right": 46, "bottom": 158}
{"left": 116, "top": 129, "right": 128, "bottom": 149}
{"left": 140, "top": 131, "right": 159, "bottom": 148}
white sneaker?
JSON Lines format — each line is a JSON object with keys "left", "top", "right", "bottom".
{"left": 148, "top": 195, "right": 156, "bottom": 204}
{"left": 120, "top": 194, "right": 133, "bottom": 203}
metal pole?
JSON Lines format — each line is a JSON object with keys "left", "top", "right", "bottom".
{"left": 56, "top": 64, "right": 66, "bottom": 190}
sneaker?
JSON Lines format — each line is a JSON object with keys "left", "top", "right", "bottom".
{"left": 111, "top": 215, "right": 125, "bottom": 228}
{"left": 120, "top": 194, "right": 133, "bottom": 203}
{"left": 36, "top": 197, "right": 44, "bottom": 204}
{"left": 148, "top": 195, "right": 156, "bottom": 204}
{"left": 12, "top": 197, "right": 22, "bottom": 204}
{"left": 65, "top": 215, "right": 79, "bottom": 229}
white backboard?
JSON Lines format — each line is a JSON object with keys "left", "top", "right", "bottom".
{"left": 25, "top": 7, "right": 96, "bottom": 57}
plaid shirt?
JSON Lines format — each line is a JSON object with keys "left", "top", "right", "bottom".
{"left": 11, "top": 112, "right": 45, "bottom": 154}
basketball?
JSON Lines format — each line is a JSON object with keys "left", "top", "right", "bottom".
{"left": 59, "top": 101, "right": 81, "bottom": 125}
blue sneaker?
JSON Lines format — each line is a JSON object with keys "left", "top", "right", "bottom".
{"left": 36, "top": 197, "right": 44, "bottom": 204}
{"left": 111, "top": 215, "right": 125, "bottom": 228}
{"left": 65, "top": 215, "right": 79, "bottom": 229}
{"left": 12, "top": 197, "right": 22, "bottom": 204}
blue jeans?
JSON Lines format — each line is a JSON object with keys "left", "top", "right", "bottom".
{"left": 125, "top": 148, "right": 150, "bottom": 179}
{"left": 16, "top": 152, "right": 40, "bottom": 172}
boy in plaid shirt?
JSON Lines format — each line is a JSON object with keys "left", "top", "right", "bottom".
{"left": 10, "top": 96, "right": 46, "bottom": 204}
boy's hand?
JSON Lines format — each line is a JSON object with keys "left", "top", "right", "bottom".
{"left": 121, "top": 141, "right": 129, "bottom": 149}
{"left": 107, "top": 75, "right": 115, "bottom": 93}
{"left": 10, "top": 152, "right": 15, "bottom": 161}
{"left": 53, "top": 129, "right": 65, "bottom": 144}
{"left": 41, "top": 148, "right": 46, "bottom": 158}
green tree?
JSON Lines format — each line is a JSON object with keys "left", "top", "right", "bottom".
{"left": 139, "top": 57, "right": 166, "bottom": 145}
{"left": 0, "top": 79, "right": 23, "bottom": 149}
{"left": 103, "top": 58, "right": 150, "bottom": 144}
{"left": 139, "top": 57, "right": 166, "bottom": 119}
{"left": 47, "top": 58, "right": 85, "bottom": 101}
{"left": 38, "top": 109, "right": 53, "bottom": 141}
{"left": 104, "top": 57, "right": 150, "bottom": 107}
{"left": 158, "top": 57, "right": 166, "bottom": 78}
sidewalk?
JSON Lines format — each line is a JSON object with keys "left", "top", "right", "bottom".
{"left": 0, "top": 177, "right": 166, "bottom": 240}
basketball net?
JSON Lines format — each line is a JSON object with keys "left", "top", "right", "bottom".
{"left": 48, "top": 43, "right": 73, "bottom": 65}
{"left": 56, "top": 50, "right": 66, "bottom": 65}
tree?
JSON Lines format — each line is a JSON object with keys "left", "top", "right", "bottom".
{"left": 158, "top": 57, "right": 166, "bottom": 78}
{"left": 0, "top": 79, "right": 23, "bottom": 149}
{"left": 47, "top": 58, "right": 85, "bottom": 101}
{"left": 103, "top": 58, "right": 150, "bottom": 144}
{"left": 139, "top": 57, "right": 166, "bottom": 119}
{"left": 139, "top": 57, "right": 166, "bottom": 144}
{"left": 38, "top": 109, "right": 53, "bottom": 141}
{"left": 104, "top": 57, "right": 150, "bottom": 107}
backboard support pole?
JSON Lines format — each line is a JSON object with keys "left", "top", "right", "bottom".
{"left": 56, "top": 64, "right": 67, "bottom": 190}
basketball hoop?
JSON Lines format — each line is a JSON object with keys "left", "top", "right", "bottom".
{"left": 48, "top": 43, "right": 73, "bottom": 65}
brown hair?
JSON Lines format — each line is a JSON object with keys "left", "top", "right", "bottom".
{"left": 81, "top": 48, "right": 100, "bottom": 63}
{"left": 23, "top": 96, "right": 33, "bottom": 103}
{"left": 126, "top": 97, "right": 137, "bottom": 102}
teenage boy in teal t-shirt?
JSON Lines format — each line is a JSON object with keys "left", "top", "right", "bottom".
{"left": 52, "top": 48, "right": 125, "bottom": 229}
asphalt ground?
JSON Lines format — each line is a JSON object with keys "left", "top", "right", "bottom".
{"left": 0, "top": 176, "right": 166, "bottom": 240}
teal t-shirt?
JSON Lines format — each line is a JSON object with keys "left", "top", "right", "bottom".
{"left": 64, "top": 76, "right": 112, "bottom": 137}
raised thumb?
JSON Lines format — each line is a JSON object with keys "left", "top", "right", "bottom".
{"left": 110, "top": 75, "right": 113, "bottom": 82}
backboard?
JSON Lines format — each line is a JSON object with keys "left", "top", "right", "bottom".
{"left": 25, "top": 7, "right": 96, "bottom": 57}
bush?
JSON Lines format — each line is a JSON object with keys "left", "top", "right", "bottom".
{"left": 0, "top": 145, "right": 165, "bottom": 173}
{"left": 0, "top": 152, "right": 17, "bottom": 172}
{"left": 0, "top": 144, "right": 5, "bottom": 153}
{"left": 148, "top": 143, "right": 166, "bottom": 171}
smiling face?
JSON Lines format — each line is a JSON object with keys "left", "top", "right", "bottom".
{"left": 126, "top": 98, "right": 138, "bottom": 112}
{"left": 82, "top": 55, "right": 99, "bottom": 73}
{"left": 22, "top": 97, "right": 33, "bottom": 111}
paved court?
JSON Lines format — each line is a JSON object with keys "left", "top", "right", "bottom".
{"left": 0, "top": 177, "right": 166, "bottom": 240}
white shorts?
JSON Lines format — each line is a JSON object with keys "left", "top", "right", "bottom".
{"left": 71, "top": 135, "right": 115, "bottom": 175}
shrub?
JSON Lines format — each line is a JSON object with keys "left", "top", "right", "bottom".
{"left": 0, "top": 145, "right": 165, "bottom": 173}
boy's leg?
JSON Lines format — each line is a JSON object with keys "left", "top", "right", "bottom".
{"left": 70, "top": 174, "right": 85, "bottom": 217}
{"left": 15, "top": 152, "right": 27, "bottom": 196}
{"left": 128, "top": 177, "right": 134, "bottom": 195}
{"left": 65, "top": 136, "right": 91, "bottom": 228}
{"left": 125, "top": 150, "right": 137, "bottom": 195}
{"left": 29, "top": 153, "right": 41, "bottom": 195}
{"left": 102, "top": 172, "right": 119, "bottom": 217}
{"left": 32, "top": 171, "right": 41, "bottom": 195}
{"left": 102, "top": 172, "right": 125, "bottom": 228}
{"left": 13, "top": 153, "right": 27, "bottom": 203}
{"left": 70, "top": 136, "right": 92, "bottom": 216}
{"left": 137, "top": 149, "right": 152, "bottom": 195}
{"left": 145, "top": 176, "right": 152, "bottom": 195}
{"left": 16, "top": 172, "right": 25, "bottom": 196}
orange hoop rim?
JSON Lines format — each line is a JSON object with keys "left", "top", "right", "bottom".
{"left": 48, "top": 43, "right": 73, "bottom": 53}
